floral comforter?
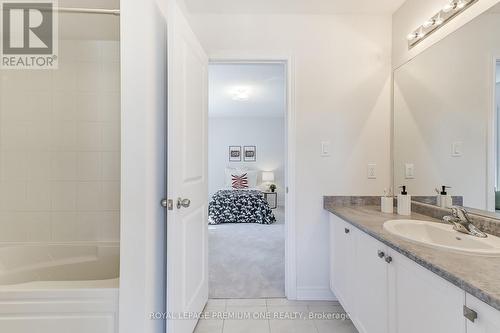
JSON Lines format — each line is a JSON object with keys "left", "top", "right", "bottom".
{"left": 208, "top": 189, "right": 276, "bottom": 225}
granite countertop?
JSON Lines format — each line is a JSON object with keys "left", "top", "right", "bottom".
{"left": 324, "top": 197, "right": 500, "bottom": 311}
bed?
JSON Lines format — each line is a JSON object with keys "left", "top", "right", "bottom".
{"left": 208, "top": 167, "right": 276, "bottom": 224}
{"left": 208, "top": 189, "right": 276, "bottom": 225}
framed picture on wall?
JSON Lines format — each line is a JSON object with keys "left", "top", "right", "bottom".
{"left": 229, "top": 146, "right": 242, "bottom": 162}
{"left": 243, "top": 146, "right": 256, "bottom": 162}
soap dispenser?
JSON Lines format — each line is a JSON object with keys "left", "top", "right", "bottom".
{"left": 381, "top": 188, "right": 394, "bottom": 214}
{"left": 397, "top": 185, "right": 411, "bottom": 216}
{"left": 436, "top": 186, "right": 452, "bottom": 208}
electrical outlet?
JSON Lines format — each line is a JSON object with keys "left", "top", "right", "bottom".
{"left": 367, "top": 163, "right": 377, "bottom": 179}
{"left": 405, "top": 163, "right": 415, "bottom": 179}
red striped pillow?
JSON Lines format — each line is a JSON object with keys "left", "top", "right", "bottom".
{"left": 231, "top": 173, "right": 249, "bottom": 189}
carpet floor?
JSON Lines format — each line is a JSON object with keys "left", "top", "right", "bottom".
{"left": 208, "top": 207, "right": 285, "bottom": 299}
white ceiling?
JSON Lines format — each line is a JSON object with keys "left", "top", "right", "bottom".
{"left": 209, "top": 63, "right": 286, "bottom": 118}
{"left": 184, "top": 0, "right": 406, "bottom": 15}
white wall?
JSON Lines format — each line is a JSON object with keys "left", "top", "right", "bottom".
{"left": 120, "top": 0, "right": 168, "bottom": 332}
{"left": 208, "top": 117, "right": 285, "bottom": 203}
{"left": 392, "top": 0, "right": 500, "bottom": 69}
{"left": 189, "top": 13, "right": 392, "bottom": 299}
{"left": 0, "top": 40, "right": 120, "bottom": 243}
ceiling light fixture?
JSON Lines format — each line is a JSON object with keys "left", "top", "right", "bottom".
{"left": 407, "top": 0, "right": 478, "bottom": 49}
{"left": 230, "top": 87, "right": 251, "bottom": 101}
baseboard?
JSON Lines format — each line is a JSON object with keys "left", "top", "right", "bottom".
{"left": 295, "top": 287, "right": 338, "bottom": 301}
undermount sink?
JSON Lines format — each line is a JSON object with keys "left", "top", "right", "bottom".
{"left": 383, "top": 219, "right": 500, "bottom": 256}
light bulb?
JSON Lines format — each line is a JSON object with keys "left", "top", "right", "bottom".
{"left": 435, "top": 15, "right": 444, "bottom": 25}
{"left": 423, "top": 19, "right": 435, "bottom": 28}
{"left": 443, "top": 1, "right": 456, "bottom": 12}
{"left": 407, "top": 32, "right": 418, "bottom": 41}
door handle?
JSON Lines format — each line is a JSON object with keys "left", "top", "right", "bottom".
{"left": 177, "top": 198, "right": 191, "bottom": 209}
{"left": 378, "top": 250, "right": 385, "bottom": 258}
{"left": 161, "top": 199, "right": 173, "bottom": 210}
{"left": 463, "top": 306, "right": 478, "bottom": 323}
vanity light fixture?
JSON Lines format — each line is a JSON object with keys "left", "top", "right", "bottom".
{"left": 407, "top": 0, "right": 478, "bottom": 48}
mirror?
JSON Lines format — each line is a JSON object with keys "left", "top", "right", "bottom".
{"left": 393, "top": 3, "right": 500, "bottom": 213}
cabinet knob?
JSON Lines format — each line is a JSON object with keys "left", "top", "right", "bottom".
{"left": 378, "top": 250, "right": 385, "bottom": 258}
{"left": 344, "top": 228, "right": 350, "bottom": 234}
{"left": 385, "top": 256, "right": 393, "bottom": 264}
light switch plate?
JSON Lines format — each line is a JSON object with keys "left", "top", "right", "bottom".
{"left": 452, "top": 141, "right": 463, "bottom": 157}
{"left": 321, "top": 141, "right": 331, "bottom": 157}
{"left": 405, "top": 163, "right": 415, "bottom": 179}
{"left": 367, "top": 163, "right": 377, "bottom": 179}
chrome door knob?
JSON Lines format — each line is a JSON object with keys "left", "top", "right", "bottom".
{"left": 177, "top": 198, "right": 191, "bottom": 209}
{"left": 161, "top": 199, "right": 173, "bottom": 210}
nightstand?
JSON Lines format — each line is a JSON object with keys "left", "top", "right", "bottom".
{"left": 262, "top": 191, "right": 277, "bottom": 209}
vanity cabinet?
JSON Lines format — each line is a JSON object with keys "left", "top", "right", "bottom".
{"left": 328, "top": 214, "right": 494, "bottom": 333}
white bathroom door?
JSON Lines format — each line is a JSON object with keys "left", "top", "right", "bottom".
{"left": 166, "top": 5, "right": 209, "bottom": 333}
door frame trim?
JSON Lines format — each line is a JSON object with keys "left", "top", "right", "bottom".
{"left": 208, "top": 54, "right": 297, "bottom": 299}
{"left": 487, "top": 54, "right": 500, "bottom": 211}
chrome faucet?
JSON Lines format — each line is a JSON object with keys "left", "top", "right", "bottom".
{"left": 443, "top": 206, "right": 487, "bottom": 238}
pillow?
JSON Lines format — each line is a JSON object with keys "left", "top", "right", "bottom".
{"left": 231, "top": 173, "right": 249, "bottom": 189}
{"left": 225, "top": 167, "right": 258, "bottom": 189}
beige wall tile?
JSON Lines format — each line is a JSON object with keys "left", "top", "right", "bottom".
{"left": 77, "top": 152, "right": 102, "bottom": 181}
{"left": 0, "top": 40, "right": 120, "bottom": 243}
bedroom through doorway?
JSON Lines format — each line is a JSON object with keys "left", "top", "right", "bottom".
{"left": 207, "top": 62, "right": 287, "bottom": 299}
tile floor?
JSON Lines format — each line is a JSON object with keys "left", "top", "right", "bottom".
{"left": 194, "top": 298, "right": 358, "bottom": 333}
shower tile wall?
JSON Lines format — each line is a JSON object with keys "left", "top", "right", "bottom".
{"left": 0, "top": 40, "right": 120, "bottom": 243}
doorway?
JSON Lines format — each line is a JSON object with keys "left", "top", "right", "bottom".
{"left": 494, "top": 60, "right": 500, "bottom": 211}
{"left": 207, "top": 62, "right": 288, "bottom": 298}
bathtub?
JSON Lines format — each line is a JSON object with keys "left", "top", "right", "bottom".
{"left": 0, "top": 243, "right": 119, "bottom": 333}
